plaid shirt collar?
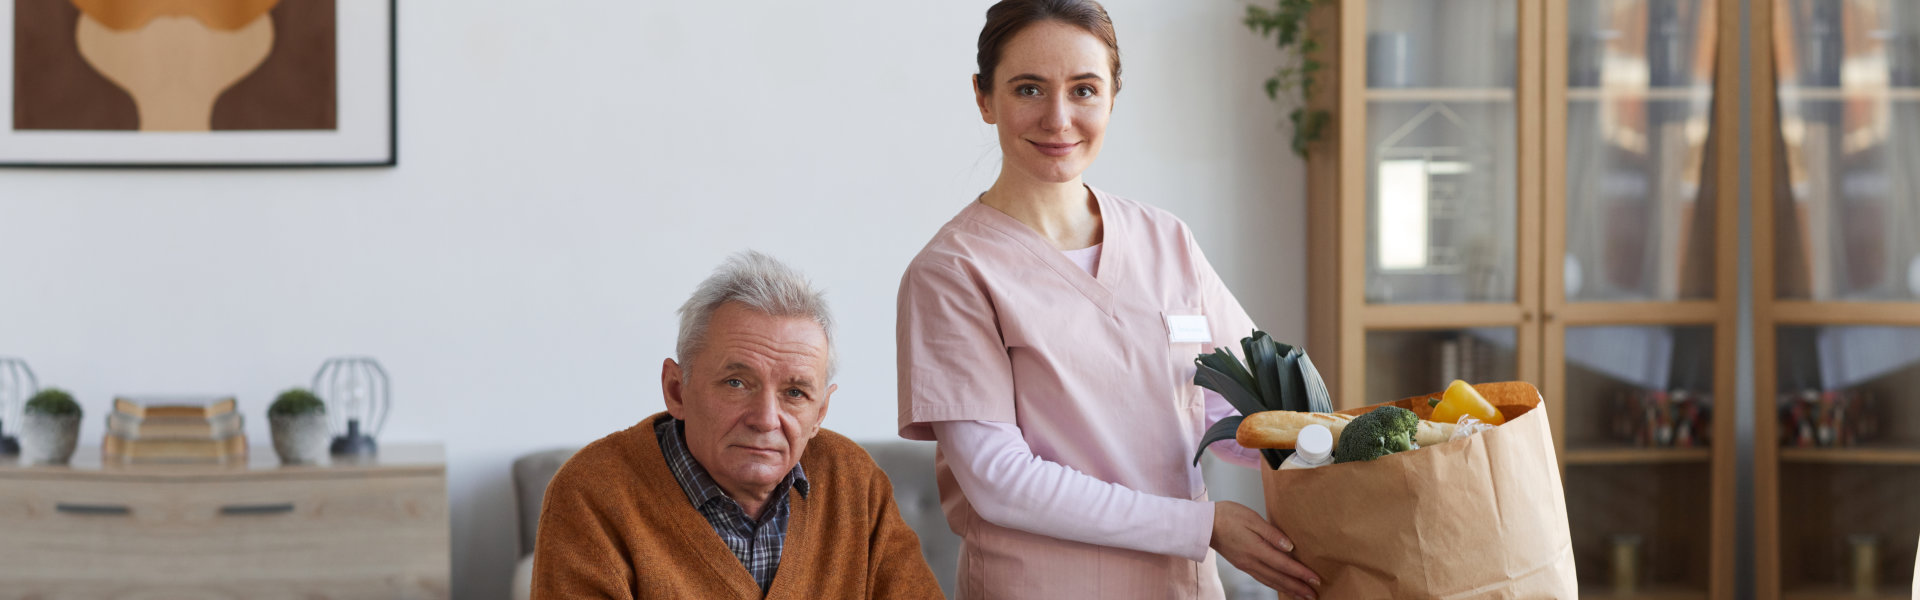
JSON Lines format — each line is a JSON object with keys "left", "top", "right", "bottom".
{"left": 657, "top": 418, "right": 811, "bottom": 512}
{"left": 655, "top": 418, "right": 809, "bottom": 592}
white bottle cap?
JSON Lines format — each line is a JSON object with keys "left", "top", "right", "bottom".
{"left": 1295, "top": 424, "right": 1333, "bottom": 463}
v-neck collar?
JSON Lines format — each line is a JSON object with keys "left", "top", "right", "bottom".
{"left": 645, "top": 412, "right": 816, "bottom": 599}
{"left": 762, "top": 489, "right": 810, "bottom": 598}
{"left": 964, "top": 184, "right": 1124, "bottom": 318}
{"left": 643, "top": 415, "right": 764, "bottom": 596}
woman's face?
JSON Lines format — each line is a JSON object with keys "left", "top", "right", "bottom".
{"left": 976, "top": 21, "right": 1114, "bottom": 186}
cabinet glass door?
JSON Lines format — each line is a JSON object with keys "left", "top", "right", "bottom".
{"left": 1365, "top": 0, "right": 1520, "bottom": 304}
{"left": 1564, "top": 0, "right": 1720, "bottom": 302}
{"left": 1561, "top": 325, "right": 1716, "bottom": 597}
{"left": 1562, "top": 325, "right": 1716, "bottom": 454}
{"left": 1773, "top": 0, "right": 1920, "bottom": 302}
{"left": 1773, "top": 325, "right": 1920, "bottom": 598}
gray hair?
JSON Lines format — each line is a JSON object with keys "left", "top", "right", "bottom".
{"left": 676, "top": 250, "right": 836, "bottom": 380}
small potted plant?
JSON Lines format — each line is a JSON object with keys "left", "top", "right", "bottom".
{"left": 269, "top": 388, "right": 329, "bottom": 465}
{"left": 20, "top": 388, "right": 81, "bottom": 465}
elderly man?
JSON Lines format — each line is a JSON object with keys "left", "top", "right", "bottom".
{"left": 533, "top": 251, "right": 942, "bottom": 599}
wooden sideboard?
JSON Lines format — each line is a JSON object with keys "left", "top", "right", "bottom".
{"left": 0, "top": 443, "right": 449, "bottom": 599}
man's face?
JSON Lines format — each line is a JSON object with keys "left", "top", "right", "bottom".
{"left": 663, "top": 302, "right": 834, "bottom": 503}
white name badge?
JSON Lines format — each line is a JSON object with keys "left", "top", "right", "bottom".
{"left": 1167, "top": 314, "right": 1212, "bottom": 343}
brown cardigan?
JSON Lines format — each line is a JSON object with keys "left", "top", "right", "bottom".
{"left": 532, "top": 412, "right": 944, "bottom": 599}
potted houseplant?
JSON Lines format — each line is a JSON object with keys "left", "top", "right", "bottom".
{"left": 20, "top": 388, "right": 81, "bottom": 465}
{"left": 269, "top": 388, "right": 329, "bottom": 465}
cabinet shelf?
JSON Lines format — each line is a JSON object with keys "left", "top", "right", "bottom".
{"left": 1365, "top": 88, "right": 1514, "bottom": 103}
{"left": 1780, "top": 585, "right": 1910, "bottom": 600}
{"left": 1777, "top": 446, "right": 1920, "bottom": 466}
{"left": 1577, "top": 585, "right": 1706, "bottom": 600}
{"left": 1564, "top": 447, "right": 1712, "bottom": 465}
{"left": 1776, "top": 86, "right": 1920, "bottom": 101}
{"left": 1567, "top": 86, "right": 1713, "bottom": 102}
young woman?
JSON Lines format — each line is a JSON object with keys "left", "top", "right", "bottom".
{"left": 895, "top": 1, "right": 1322, "bottom": 598}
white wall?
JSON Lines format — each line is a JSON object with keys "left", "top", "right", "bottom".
{"left": 0, "top": 1, "right": 1305, "bottom": 597}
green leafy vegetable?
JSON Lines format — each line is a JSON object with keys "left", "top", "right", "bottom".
{"left": 1195, "top": 349, "right": 1265, "bottom": 419}
{"left": 1192, "top": 415, "right": 1246, "bottom": 466}
{"left": 1190, "top": 330, "right": 1334, "bottom": 468}
{"left": 1291, "top": 347, "right": 1334, "bottom": 413}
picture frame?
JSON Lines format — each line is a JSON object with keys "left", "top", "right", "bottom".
{"left": 0, "top": 0, "right": 395, "bottom": 167}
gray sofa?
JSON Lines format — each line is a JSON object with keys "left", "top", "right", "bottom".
{"left": 509, "top": 441, "right": 961, "bottom": 598}
{"left": 509, "top": 442, "right": 1271, "bottom": 599}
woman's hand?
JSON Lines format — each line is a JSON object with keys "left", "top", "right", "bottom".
{"left": 1210, "top": 501, "right": 1322, "bottom": 600}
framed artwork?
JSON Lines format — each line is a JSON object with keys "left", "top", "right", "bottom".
{"left": 0, "top": 0, "right": 394, "bottom": 167}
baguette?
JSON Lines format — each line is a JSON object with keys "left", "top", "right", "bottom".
{"left": 1236, "top": 410, "right": 1457, "bottom": 449}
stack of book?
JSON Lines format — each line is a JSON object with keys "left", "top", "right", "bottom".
{"left": 104, "top": 397, "right": 248, "bottom": 464}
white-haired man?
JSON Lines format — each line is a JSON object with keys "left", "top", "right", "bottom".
{"left": 533, "top": 251, "right": 942, "bottom": 599}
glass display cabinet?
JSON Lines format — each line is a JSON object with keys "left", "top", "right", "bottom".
{"left": 1304, "top": 1, "right": 1740, "bottom": 596}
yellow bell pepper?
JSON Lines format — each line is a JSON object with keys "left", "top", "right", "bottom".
{"left": 1428, "top": 379, "right": 1506, "bottom": 426}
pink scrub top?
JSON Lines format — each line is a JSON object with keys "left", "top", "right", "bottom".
{"left": 897, "top": 186, "right": 1258, "bottom": 599}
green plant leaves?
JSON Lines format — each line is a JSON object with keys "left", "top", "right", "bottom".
{"left": 1243, "top": 5, "right": 1275, "bottom": 34}
{"left": 24, "top": 388, "right": 79, "bottom": 416}
{"left": 269, "top": 388, "right": 328, "bottom": 417}
{"left": 1245, "top": 0, "right": 1329, "bottom": 158}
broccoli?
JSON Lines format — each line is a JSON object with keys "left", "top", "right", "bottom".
{"left": 1333, "top": 405, "right": 1421, "bottom": 464}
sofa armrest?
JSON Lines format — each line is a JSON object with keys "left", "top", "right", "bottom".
{"left": 860, "top": 440, "right": 959, "bottom": 598}
{"left": 512, "top": 553, "right": 534, "bottom": 600}
{"left": 513, "top": 448, "right": 579, "bottom": 559}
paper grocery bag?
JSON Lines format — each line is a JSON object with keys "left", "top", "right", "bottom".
{"left": 1259, "top": 381, "right": 1577, "bottom": 599}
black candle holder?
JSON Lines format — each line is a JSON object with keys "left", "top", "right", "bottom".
{"left": 330, "top": 418, "right": 378, "bottom": 455}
